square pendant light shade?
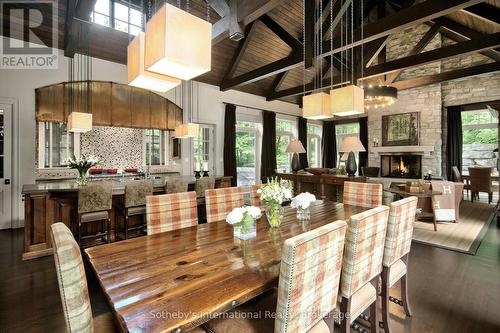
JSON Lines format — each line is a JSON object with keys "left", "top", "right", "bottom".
{"left": 330, "top": 85, "right": 365, "bottom": 117}
{"left": 302, "top": 92, "right": 331, "bottom": 120}
{"left": 67, "top": 112, "right": 92, "bottom": 133}
{"left": 145, "top": 3, "right": 211, "bottom": 80}
{"left": 128, "top": 32, "right": 181, "bottom": 93}
{"left": 175, "top": 123, "right": 199, "bottom": 138}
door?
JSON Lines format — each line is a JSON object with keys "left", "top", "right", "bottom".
{"left": 194, "top": 124, "right": 216, "bottom": 174}
{"left": 0, "top": 104, "right": 12, "bottom": 229}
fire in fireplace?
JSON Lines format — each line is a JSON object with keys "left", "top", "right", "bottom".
{"left": 380, "top": 155, "right": 422, "bottom": 178}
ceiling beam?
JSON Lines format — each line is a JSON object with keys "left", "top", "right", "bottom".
{"left": 267, "top": 77, "right": 349, "bottom": 101}
{"left": 384, "top": 21, "right": 442, "bottom": 84}
{"left": 363, "top": 32, "right": 500, "bottom": 80}
{"left": 461, "top": 3, "right": 500, "bottom": 25}
{"left": 205, "top": 0, "right": 229, "bottom": 17}
{"left": 64, "top": 0, "right": 97, "bottom": 57}
{"left": 266, "top": 72, "right": 288, "bottom": 100}
{"left": 220, "top": 21, "right": 256, "bottom": 84}
{"left": 392, "top": 61, "right": 500, "bottom": 90}
{"left": 304, "top": 0, "right": 315, "bottom": 68}
{"left": 260, "top": 14, "right": 301, "bottom": 49}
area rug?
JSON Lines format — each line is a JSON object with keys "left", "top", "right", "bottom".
{"left": 412, "top": 201, "right": 496, "bottom": 255}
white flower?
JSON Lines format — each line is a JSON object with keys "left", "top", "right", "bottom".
{"left": 245, "top": 206, "right": 262, "bottom": 219}
{"left": 226, "top": 207, "right": 245, "bottom": 225}
{"left": 291, "top": 192, "right": 316, "bottom": 209}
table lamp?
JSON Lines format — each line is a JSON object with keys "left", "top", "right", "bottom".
{"left": 339, "top": 136, "right": 366, "bottom": 177}
{"left": 286, "top": 140, "right": 306, "bottom": 172}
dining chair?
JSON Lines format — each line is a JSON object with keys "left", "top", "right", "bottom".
{"left": 205, "top": 186, "right": 245, "bottom": 223}
{"left": 336, "top": 205, "right": 390, "bottom": 333}
{"left": 468, "top": 166, "right": 494, "bottom": 203}
{"left": 380, "top": 196, "right": 418, "bottom": 333}
{"left": 195, "top": 177, "right": 216, "bottom": 198}
{"left": 77, "top": 183, "right": 113, "bottom": 247}
{"left": 203, "top": 220, "right": 348, "bottom": 333}
{"left": 117, "top": 180, "right": 153, "bottom": 240}
{"left": 343, "top": 181, "right": 383, "bottom": 208}
{"left": 451, "top": 166, "right": 470, "bottom": 199}
{"left": 250, "top": 184, "right": 261, "bottom": 208}
{"left": 165, "top": 178, "right": 189, "bottom": 194}
{"left": 50, "top": 222, "right": 117, "bottom": 333}
{"left": 145, "top": 191, "right": 198, "bottom": 235}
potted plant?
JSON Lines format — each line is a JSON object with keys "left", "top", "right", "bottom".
{"left": 226, "top": 206, "right": 262, "bottom": 240}
{"left": 257, "top": 177, "right": 293, "bottom": 228}
{"left": 66, "top": 154, "right": 100, "bottom": 186}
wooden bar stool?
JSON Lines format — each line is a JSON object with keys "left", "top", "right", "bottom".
{"left": 77, "top": 183, "right": 113, "bottom": 248}
{"left": 165, "top": 178, "right": 189, "bottom": 194}
{"left": 195, "top": 177, "right": 215, "bottom": 223}
{"left": 118, "top": 180, "right": 153, "bottom": 240}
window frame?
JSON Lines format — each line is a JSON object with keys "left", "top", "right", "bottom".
{"left": 236, "top": 111, "right": 262, "bottom": 187}
{"left": 143, "top": 129, "right": 170, "bottom": 166}
{"left": 38, "top": 122, "right": 80, "bottom": 169}
{"left": 335, "top": 122, "right": 360, "bottom": 168}
{"left": 91, "top": 0, "right": 143, "bottom": 35}
{"left": 193, "top": 123, "right": 216, "bottom": 174}
{"left": 307, "top": 123, "right": 322, "bottom": 168}
{"left": 276, "top": 116, "right": 297, "bottom": 171}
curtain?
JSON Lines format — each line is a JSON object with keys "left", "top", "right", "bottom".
{"left": 446, "top": 106, "right": 463, "bottom": 180}
{"left": 223, "top": 104, "right": 237, "bottom": 186}
{"left": 261, "top": 111, "right": 277, "bottom": 182}
{"left": 358, "top": 117, "right": 368, "bottom": 174}
{"left": 298, "top": 117, "right": 309, "bottom": 169}
{"left": 322, "top": 121, "right": 337, "bottom": 168}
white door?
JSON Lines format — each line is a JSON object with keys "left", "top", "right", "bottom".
{"left": 0, "top": 104, "right": 12, "bottom": 230}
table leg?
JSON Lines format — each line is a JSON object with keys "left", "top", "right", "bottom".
{"left": 431, "top": 199, "right": 438, "bottom": 232}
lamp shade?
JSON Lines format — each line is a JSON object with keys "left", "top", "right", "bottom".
{"left": 339, "top": 136, "right": 366, "bottom": 153}
{"left": 175, "top": 123, "right": 199, "bottom": 138}
{"left": 302, "top": 92, "right": 331, "bottom": 120}
{"left": 127, "top": 32, "right": 181, "bottom": 93}
{"left": 286, "top": 139, "right": 306, "bottom": 153}
{"left": 145, "top": 3, "right": 211, "bottom": 80}
{"left": 67, "top": 112, "right": 92, "bottom": 133}
{"left": 330, "top": 85, "right": 365, "bottom": 116}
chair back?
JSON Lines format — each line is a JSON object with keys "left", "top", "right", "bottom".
{"left": 124, "top": 180, "right": 153, "bottom": 208}
{"left": 78, "top": 183, "right": 113, "bottom": 214}
{"left": 362, "top": 167, "right": 380, "bottom": 177}
{"left": 165, "top": 178, "right": 189, "bottom": 194}
{"left": 341, "top": 206, "right": 389, "bottom": 298}
{"left": 205, "top": 187, "right": 245, "bottom": 223}
{"left": 50, "top": 223, "right": 93, "bottom": 333}
{"left": 468, "top": 167, "right": 492, "bottom": 192}
{"left": 250, "top": 184, "right": 261, "bottom": 208}
{"left": 275, "top": 221, "right": 347, "bottom": 333}
{"left": 195, "top": 177, "right": 215, "bottom": 198}
{"left": 451, "top": 166, "right": 462, "bottom": 182}
{"left": 146, "top": 192, "right": 198, "bottom": 235}
{"left": 383, "top": 197, "right": 418, "bottom": 267}
{"left": 343, "top": 181, "right": 382, "bottom": 208}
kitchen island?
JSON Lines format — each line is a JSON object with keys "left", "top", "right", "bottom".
{"left": 21, "top": 176, "right": 231, "bottom": 260}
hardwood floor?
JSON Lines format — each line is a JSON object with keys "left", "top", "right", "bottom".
{"left": 1, "top": 220, "right": 499, "bottom": 333}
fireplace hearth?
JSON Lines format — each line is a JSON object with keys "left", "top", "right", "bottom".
{"left": 381, "top": 155, "right": 422, "bottom": 179}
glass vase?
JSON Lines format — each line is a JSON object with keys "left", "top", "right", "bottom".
{"left": 76, "top": 171, "right": 88, "bottom": 186}
{"left": 233, "top": 219, "right": 256, "bottom": 240}
{"left": 296, "top": 207, "right": 311, "bottom": 221}
{"left": 266, "top": 204, "right": 284, "bottom": 228}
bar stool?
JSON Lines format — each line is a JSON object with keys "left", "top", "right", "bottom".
{"left": 118, "top": 180, "right": 153, "bottom": 240}
{"left": 77, "top": 183, "right": 113, "bottom": 248}
{"left": 165, "top": 178, "right": 189, "bottom": 194}
{"left": 195, "top": 177, "right": 215, "bottom": 223}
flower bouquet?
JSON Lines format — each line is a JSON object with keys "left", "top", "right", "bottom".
{"left": 291, "top": 192, "right": 316, "bottom": 220}
{"left": 257, "top": 177, "right": 293, "bottom": 227}
{"left": 66, "top": 154, "right": 100, "bottom": 186}
{"left": 226, "top": 206, "right": 262, "bottom": 240}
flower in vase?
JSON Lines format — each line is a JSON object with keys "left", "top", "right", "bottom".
{"left": 291, "top": 192, "right": 317, "bottom": 210}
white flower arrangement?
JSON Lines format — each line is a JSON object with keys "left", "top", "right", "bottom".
{"left": 226, "top": 206, "right": 262, "bottom": 225}
{"left": 257, "top": 177, "right": 293, "bottom": 206}
{"left": 66, "top": 154, "right": 100, "bottom": 173}
{"left": 291, "top": 192, "right": 316, "bottom": 210}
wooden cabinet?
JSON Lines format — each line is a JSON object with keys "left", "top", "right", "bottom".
{"left": 130, "top": 89, "right": 151, "bottom": 128}
{"left": 150, "top": 92, "right": 168, "bottom": 130}
{"left": 91, "top": 81, "right": 112, "bottom": 125}
{"left": 111, "top": 84, "right": 131, "bottom": 127}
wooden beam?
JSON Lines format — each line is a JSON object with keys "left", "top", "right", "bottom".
{"left": 260, "top": 14, "right": 301, "bottom": 49}
{"left": 228, "top": 0, "right": 244, "bottom": 41}
{"left": 384, "top": 21, "right": 442, "bottom": 84}
{"left": 266, "top": 72, "right": 288, "bottom": 100}
{"left": 220, "top": 22, "right": 256, "bottom": 84}
{"left": 461, "top": 3, "right": 500, "bottom": 25}
{"left": 392, "top": 61, "right": 500, "bottom": 90}
{"left": 363, "top": 32, "right": 500, "bottom": 80}
{"left": 267, "top": 77, "right": 349, "bottom": 101}
{"left": 304, "top": 0, "right": 315, "bottom": 68}
{"left": 64, "top": 0, "right": 97, "bottom": 57}
{"left": 364, "top": 37, "right": 390, "bottom": 67}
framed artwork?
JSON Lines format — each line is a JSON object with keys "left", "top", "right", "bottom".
{"left": 382, "top": 112, "right": 420, "bottom": 146}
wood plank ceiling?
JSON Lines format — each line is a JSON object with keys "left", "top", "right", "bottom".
{"left": 1, "top": 0, "right": 499, "bottom": 105}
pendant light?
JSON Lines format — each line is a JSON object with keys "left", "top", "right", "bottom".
{"left": 145, "top": 2, "right": 211, "bottom": 80}
{"left": 364, "top": 85, "right": 398, "bottom": 109}
{"left": 175, "top": 123, "right": 199, "bottom": 138}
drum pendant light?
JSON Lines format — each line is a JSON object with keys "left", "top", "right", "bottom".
{"left": 303, "top": 93, "right": 331, "bottom": 119}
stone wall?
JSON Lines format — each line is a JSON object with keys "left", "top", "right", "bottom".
{"left": 462, "top": 144, "right": 497, "bottom": 170}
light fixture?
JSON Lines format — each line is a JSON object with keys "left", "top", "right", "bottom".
{"left": 68, "top": 112, "right": 92, "bottom": 133}
{"left": 127, "top": 32, "right": 181, "bottom": 92}
{"left": 302, "top": 92, "right": 332, "bottom": 119}
{"left": 364, "top": 85, "right": 398, "bottom": 110}
{"left": 330, "top": 85, "right": 365, "bottom": 116}
{"left": 145, "top": 3, "right": 211, "bottom": 80}
{"left": 286, "top": 140, "right": 307, "bottom": 172}
{"left": 175, "top": 123, "right": 199, "bottom": 138}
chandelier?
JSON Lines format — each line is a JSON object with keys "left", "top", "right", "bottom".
{"left": 364, "top": 85, "right": 398, "bottom": 110}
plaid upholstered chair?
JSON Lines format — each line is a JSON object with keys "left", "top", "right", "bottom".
{"left": 205, "top": 187, "right": 245, "bottom": 223}
{"left": 146, "top": 192, "right": 198, "bottom": 235}
{"left": 380, "top": 196, "right": 418, "bottom": 333}
{"left": 165, "top": 178, "right": 189, "bottom": 194}
{"left": 117, "top": 180, "right": 153, "bottom": 240}
{"left": 50, "top": 223, "right": 117, "bottom": 333}
{"left": 250, "top": 184, "right": 261, "bottom": 208}
{"left": 343, "top": 181, "right": 383, "bottom": 208}
{"left": 204, "top": 220, "right": 348, "bottom": 333}
{"left": 336, "top": 205, "right": 390, "bottom": 333}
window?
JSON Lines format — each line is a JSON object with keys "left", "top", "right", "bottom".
{"left": 307, "top": 124, "right": 322, "bottom": 168}
{"left": 144, "top": 129, "right": 169, "bottom": 165}
{"left": 276, "top": 118, "right": 297, "bottom": 171}
{"left": 461, "top": 110, "right": 498, "bottom": 173}
{"left": 91, "top": 0, "right": 143, "bottom": 35}
{"left": 336, "top": 122, "right": 360, "bottom": 167}
{"left": 38, "top": 122, "right": 80, "bottom": 168}
{"left": 194, "top": 124, "right": 215, "bottom": 174}
{"left": 236, "top": 115, "right": 262, "bottom": 187}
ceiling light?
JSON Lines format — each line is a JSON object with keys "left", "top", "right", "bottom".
{"left": 67, "top": 112, "right": 92, "bottom": 133}
{"left": 302, "top": 92, "right": 332, "bottom": 120}
{"left": 330, "top": 85, "right": 365, "bottom": 117}
{"left": 175, "top": 123, "right": 199, "bottom": 138}
{"left": 364, "top": 85, "right": 398, "bottom": 109}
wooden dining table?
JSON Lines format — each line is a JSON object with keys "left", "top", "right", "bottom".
{"left": 85, "top": 201, "right": 367, "bottom": 333}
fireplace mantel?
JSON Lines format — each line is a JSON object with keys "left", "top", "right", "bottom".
{"left": 370, "top": 145, "right": 434, "bottom": 156}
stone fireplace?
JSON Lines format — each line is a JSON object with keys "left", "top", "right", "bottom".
{"left": 381, "top": 155, "right": 422, "bottom": 179}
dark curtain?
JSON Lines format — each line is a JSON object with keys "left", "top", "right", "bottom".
{"left": 298, "top": 117, "right": 309, "bottom": 169}
{"left": 446, "top": 106, "right": 463, "bottom": 180}
{"left": 358, "top": 117, "right": 368, "bottom": 174}
{"left": 322, "top": 121, "right": 337, "bottom": 168}
{"left": 261, "top": 111, "right": 277, "bottom": 183}
{"left": 223, "top": 104, "right": 237, "bottom": 186}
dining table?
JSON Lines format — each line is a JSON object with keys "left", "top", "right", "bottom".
{"left": 84, "top": 200, "right": 368, "bottom": 333}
